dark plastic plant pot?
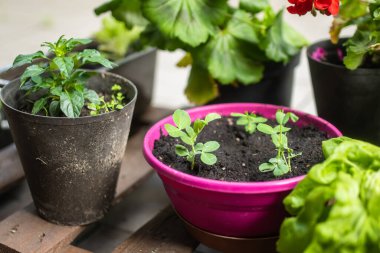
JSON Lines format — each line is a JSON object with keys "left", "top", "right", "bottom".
{"left": 208, "top": 53, "right": 301, "bottom": 106}
{"left": 0, "top": 72, "right": 137, "bottom": 225}
{"left": 307, "top": 39, "right": 380, "bottom": 145}
{"left": 143, "top": 103, "right": 342, "bottom": 242}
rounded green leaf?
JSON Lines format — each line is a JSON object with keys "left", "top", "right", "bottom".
{"left": 231, "top": 113, "right": 246, "bottom": 117}
{"left": 200, "top": 152, "right": 217, "bottom": 165}
{"left": 276, "top": 110, "right": 286, "bottom": 125}
{"left": 173, "top": 109, "right": 191, "bottom": 130}
{"left": 194, "top": 143, "right": 204, "bottom": 151}
{"left": 175, "top": 145, "right": 189, "bottom": 157}
{"left": 257, "top": 123, "right": 275, "bottom": 135}
{"left": 205, "top": 113, "right": 221, "bottom": 123}
{"left": 259, "top": 163, "right": 275, "bottom": 172}
{"left": 236, "top": 117, "right": 249, "bottom": 126}
{"left": 180, "top": 134, "right": 194, "bottom": 146}
{"left": 60, "top": 90, "right": 84, "bottom": 118}
{"left": 164, "top": 124, "right": 183, "bottom": 138}
{"left": 289, "top": 112, "right": 299, "bottom": 123}
{"left": 203, "top": 141, "right": 220, "bottom": 152}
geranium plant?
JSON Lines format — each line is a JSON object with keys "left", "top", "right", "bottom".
{"left": 287, "top": 0, "right": 380, "bottom": 69}
{"left": 95, "top": 0, "right": 307, "bottom": 104}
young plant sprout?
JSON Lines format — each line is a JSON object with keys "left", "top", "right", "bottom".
{"left": 12, "top": 35, "right": 116, "bottom": 118}
{"left": 231, "top": 112, "right": 268, "bottom": 134}
{"left": 257, "top": 110, "right": 301, "bottom": 176}
{"left": 165, "top": 109, "right": 221, "bottom": 170}
{"left": 87, "top": 84, "right": 125, "bottom": 116}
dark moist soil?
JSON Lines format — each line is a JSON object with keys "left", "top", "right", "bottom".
{"left": 153, "top": 117, "right": 328, "bottom": 182}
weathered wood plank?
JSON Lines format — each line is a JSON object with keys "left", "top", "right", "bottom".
{"left": 0, "top": 106, "right": 171, "bottom": 253}
{"left": 113, "top": 206, "right": 199, "bottom": 253}
{"left": 0, "top": 144, "right": 23, "bottom": 194}
{"left": 59, "top": 245, "right": 92, "bottom": 253}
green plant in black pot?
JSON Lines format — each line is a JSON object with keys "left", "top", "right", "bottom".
{"left": 288, "top": 0, "right": 380, "bottom": 145}
{"left": 0, "top": 36, "right": 137, "bottom": 225}
{"left": 95, "top": 0, "right": 307, "bottom": 105}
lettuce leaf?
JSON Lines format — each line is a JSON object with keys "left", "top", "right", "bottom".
{"left": 278, "top": 137, "right": 380, "bottom": 253}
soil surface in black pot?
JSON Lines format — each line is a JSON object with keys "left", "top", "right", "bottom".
{"left": 153, "top": 117, "right": 328, "bottom": 182}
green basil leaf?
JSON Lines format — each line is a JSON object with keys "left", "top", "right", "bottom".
{"left": 20, "top": 65, "right": 45, "bottom": 85}
{"left": 49, "top": 100, "right": 61, "bottom": 116}
{"left": 60, "top": 90, "right": 84, "bottom": 118}
{"left": 32, "top": 97, "right": 48, "bottom": 115}
{"left": 78, "top": 49, "right": 116, "bottom": 68}
{"left": 13, "top": 51, "right": 45, "bottom": 68}
{"left": 52, "top": 57, "right": 74, "bottom": 78}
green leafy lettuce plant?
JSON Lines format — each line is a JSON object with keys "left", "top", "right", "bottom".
{"left": 277, "top": 137, "right": 380, "bottom": 253}
{"left": 95, "top": 0, "right": 308, "bottom": 104}
{"left": 94, "top": 16, "right": 143, "bottom": 60}
{"left": 12, "top": 36, "right": 120, "bottom": 118}
{"left": 164, "top": 109, "right": 221, "bottom": 169}
{"left": 231, "top": 112, "right": 268, "bottom": 134}
{"left": 257, "top": 110, "right": 301, "bottom": 176}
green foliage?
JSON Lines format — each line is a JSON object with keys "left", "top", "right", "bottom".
{"left": 257, "top": 110, "right": 301, "bottom": 176}
{"left": 231, "top": 112, "right": 267, "bottom": 134}
{"left": 87, "top": 84, "right": 126, "bottom": 116}
{"left": 95, "top": 0, "right": 307, "bottom": 104}
{"left": 164, "top": 109, "right": 221, "bottom": 169}
{"left": 277, "top": 137, "right": 380, "bottom": 253}
{"left": 330, "top": 0, "right": 380, "bottom": 69}
{"left": 94, "top": 16, "right": 143, "bottom": 60}
{"left": 12, "top": 36, "right": 117, "bottom": 118}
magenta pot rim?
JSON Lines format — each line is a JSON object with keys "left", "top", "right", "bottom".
{"left": 143, "top": 103, "right": 342, "bottom": 194}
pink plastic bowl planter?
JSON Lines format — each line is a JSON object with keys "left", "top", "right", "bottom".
{"left": 143, "top": 103, "right": 342, "bottom": 238}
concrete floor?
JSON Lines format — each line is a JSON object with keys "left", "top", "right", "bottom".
{"left": 0, "top": 1, "right": 355, "bottom": 252}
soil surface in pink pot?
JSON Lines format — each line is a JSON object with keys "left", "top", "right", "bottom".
{"left": 153, "top": 116, "right": 327, "bottom": 182}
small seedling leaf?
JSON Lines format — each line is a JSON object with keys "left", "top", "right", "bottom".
{"left": 173, "top": 109, "right": 191, "bottom": 129}
{"left": 259, "top": 163, "right": 276, "bottom": 172}
{"left": 195, "top": 143, "right": 204, "bottom": 151}
{"left": 175, "top": 145, "right": 189, "bottom": 157}
{"left": 200, "top": 152, "right": 217, "bottom": 165}
{"left": 237, "top": 117, "right": 249, "bottom": 126}
{"left": 231, "top": 113, "right": 246, "bottom": 117}
{"left": 257, "top": 123, "right": 275, "bottom": 135}
{"left": 205, "top": 113, "right": 221, "bottom": 123}
{"left": 203, "top": 141, "right": 220, "bottom": 152}
{"left": 164, "top": 124, "right": 183, "bottom": 138}
{"left": 193, "top": 119, "right": 206, "bottom": 134}
{"left": 289, "top": 112, "right": 299, "bottom": 122}
{"left": 246, "top": 122, "right": 256, "bottom": 134}
{"left": 84, "top": 89, "right": 100, "bottom": 105}
{"left": 185, "top": 126, "right": 196, "bottom": 138}
{"left": 252, "top": 116, "right": 267, "bottom": 123}
{"left": 180, "top": 134, "right": 194, "bottom": 146}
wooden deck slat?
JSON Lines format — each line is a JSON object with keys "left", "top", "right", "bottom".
{"left": 0, "top": 144, "right": 23, "bottom": 194}
{"left": 113, "top": 206, "right": 199, "bottom": 253}
{"left": 0, "top": 107, "right": 171, "bottom": 253}
{"left": 59, "top": 245, "right": 92, "bottom": 253}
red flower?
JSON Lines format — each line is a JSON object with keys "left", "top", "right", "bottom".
{"left": 314, "top": 0, "right": 339, "bottom": 15}
{"left": 287, "top": 0, "right": 339, "bottom": 16}
{"left": 287, "top": 0, "right": 313, "bottom": 16}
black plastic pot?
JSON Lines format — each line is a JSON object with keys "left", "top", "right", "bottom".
{"left": 0, "top": 72, "right": 137, "bottom": 225}
{"left": 208, "top": 53, "right": 301, "bottom": 106}
{"left": 307, "top": 39, "right": 380, "bottom": 145}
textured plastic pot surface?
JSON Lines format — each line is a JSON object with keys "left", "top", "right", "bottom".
{"left": 308, "top": 39, "right": 380, "bottom": 145}
{"left": 143, "top": 103, "right": 342, "bottom": 238}
{"left": 0, "top": 72, "right": 137, "bottom": 225}
{"left": 208, "top": 53, "right": 300, "bottom": 107}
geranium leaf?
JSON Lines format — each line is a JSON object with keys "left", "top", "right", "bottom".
{"left": 185, "top": 64, "right": 219, "bottom": 105}
{"left": 239, "top": 0, "right": 270, "bottom": 14}
{"left": 142, "top": 0, "right": 228, "bottom": 47}
{"left": 205, "top": 31, "right": 264, "bottom": 84}
{"left": 227, "top": 10, "right": 259, "bottom": 44}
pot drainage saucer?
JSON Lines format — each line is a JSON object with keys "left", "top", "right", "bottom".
{"left": 176, "top": 211, "right": 278, "bottom": 253}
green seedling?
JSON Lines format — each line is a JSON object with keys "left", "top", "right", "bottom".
{"left": 231, "top": 112, "right": 268, "bottom": 134}
{"left": 165, "top": 109, "right": 221, "bottom": 170}
{"left": 87, "top": 84, "right": 125, "bottom": 116}
{"left": 13, "top": 35, "right": 117, "bottom": 118}
{"left": 257, "top": 110, "right": 301, "bottom": 176}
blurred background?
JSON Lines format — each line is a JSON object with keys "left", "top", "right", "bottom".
{"left": 0, "top": 0, "right": 353, "bottom": 114}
